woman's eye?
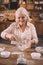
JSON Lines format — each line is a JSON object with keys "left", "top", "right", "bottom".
{"left": 22, "top": 17, "right": 25, "bottom": 19}
{"left": 18, "top": 16, "right": 25, "bottom": 19}
{"left": 18, "top": 17, "right": 20, "bottom": 19}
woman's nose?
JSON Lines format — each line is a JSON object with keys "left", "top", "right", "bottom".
{"left": 20, "top": 18, "right": 23, "bottom": 22}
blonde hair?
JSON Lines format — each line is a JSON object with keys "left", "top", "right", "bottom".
{"left": 15, "top": 7, "right": 31, "bottom": 22}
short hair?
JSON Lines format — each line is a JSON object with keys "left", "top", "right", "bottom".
{"left": 15, "top": 7, "right": 30, "bottom": 21}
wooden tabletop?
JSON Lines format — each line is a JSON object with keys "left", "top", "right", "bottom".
{"left": 0, "top": 43, "right": 43, "bottom": 65}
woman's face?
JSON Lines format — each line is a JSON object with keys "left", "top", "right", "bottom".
{"left": 15, "top": 12, "right": 27, "bottom": 27}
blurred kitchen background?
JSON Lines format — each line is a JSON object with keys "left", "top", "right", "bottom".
{"left": 0, "top": 0, "right": 43, "bottom": 46}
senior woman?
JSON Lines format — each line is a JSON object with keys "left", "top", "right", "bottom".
{"left": 1, "top": 7, "right": 38, "bottom": 50}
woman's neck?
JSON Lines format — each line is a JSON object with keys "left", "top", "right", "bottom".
{"left": 20, "top": 23, "right": 27, "bottom": 32}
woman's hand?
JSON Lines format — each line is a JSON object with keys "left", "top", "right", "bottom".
{"left": 27, "top": 39, "right": 32, "bottom": 48}
{"left": 5, "top": 33, "right": 20, "bottom": 41}
{"left": 27, "top": 39, "right": 35, "bottom": 48}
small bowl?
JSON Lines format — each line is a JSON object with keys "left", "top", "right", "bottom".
{"left": 35, "top": 47, "right": 43, "bottom": 54}
{"left": 1, "top": 51, "right": 10, "bottom": 58}
{"left": 31, "top": 52, "right": 41, "bottom": 59}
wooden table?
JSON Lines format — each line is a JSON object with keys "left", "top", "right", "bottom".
{"left": 0, "top": 43, "right": 43, "bottom": 65}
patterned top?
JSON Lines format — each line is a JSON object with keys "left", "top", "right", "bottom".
{"left": 1, "top": 22, "right": 38, "bottom": 44}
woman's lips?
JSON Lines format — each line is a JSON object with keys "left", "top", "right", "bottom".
{"left": 19, "top": 22, "right": 23, "bottom": 27}
{"left": 19, "top": 24, "right": 23, "bottom": 27}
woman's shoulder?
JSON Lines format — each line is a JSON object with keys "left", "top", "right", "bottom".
{"left": 27, "top": 22, "right": 35, "bottom": 27}
{"left": 9, "top": 22, "right": 17, "bottom": 27}
{"left": 10, "top": 22, "right": 16, "bottom": 26}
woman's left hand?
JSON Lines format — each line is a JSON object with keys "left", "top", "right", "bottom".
{"left": 27, "top": 40, "right": 32, "bottom": 48}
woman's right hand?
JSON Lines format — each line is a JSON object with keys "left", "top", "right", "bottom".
{"left": 5, "top": 33, "right": 19, "bottom": 41}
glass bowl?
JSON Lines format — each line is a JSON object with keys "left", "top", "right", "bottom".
{"left": 35, "top": 46, "right": 43, "bottom": 54}
{"left": 31, "top": 52, "right": 41, "bottom": 59}
{"left": 1, "top": 51, "right": 10, "bottom": 58}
